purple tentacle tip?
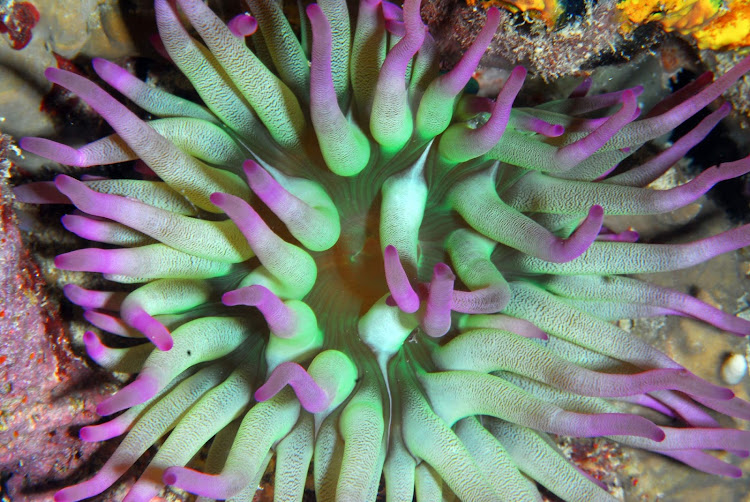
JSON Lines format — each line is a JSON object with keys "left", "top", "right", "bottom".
{"left": 552, "top": 204, "right": 604, "bottom": 262}
{"left": 122, "top": 305, "right": 173, "bottom": 351}
{"left": 222, "top": 285, "right": 297, "bottom": 337}
{"left": 19, "top": 137, "right": 84, "bottom": 166}
{"left": 255, "top": 361, "right": 330, "bottom": 413}
{"left": 82, "top": 330, "right": 106, "bottom": 360}
{"left": 79, "top": 416, "right": 128, "bottom": 442}
{"left": 423, "top": 263, "right": 455, "bottom": 337}
{"left": 227, "top": 13, "right": 257, "bottom": 38}
{"left": 96, "top": 372, "right": 159, "bottom": 416}
{"left": 383, "top": 245, "right": 420, "bottom": 313}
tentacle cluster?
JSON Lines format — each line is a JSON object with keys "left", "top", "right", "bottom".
{"left": 14, "top": 0, "right": 750, "bottom": 500}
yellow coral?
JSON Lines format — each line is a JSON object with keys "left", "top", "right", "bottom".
{"left": 468, "top": 0, "right": 563, "bottom": 26}
{"left": 617, "top": 0, "right": 750, "bottom": 49}
{"left": 691, "top": 0, "right": 750, "bottom": 49}
{"left": 618, "top": 0, "right": 721, "bottom": 31}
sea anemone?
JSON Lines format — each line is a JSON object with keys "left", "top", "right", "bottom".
{"left": 13, "top": 0, "right": 750, "bottom": 500}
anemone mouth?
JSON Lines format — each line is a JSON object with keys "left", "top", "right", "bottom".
{"left": 12, "top": 0, "right": 750, "bottom": 500}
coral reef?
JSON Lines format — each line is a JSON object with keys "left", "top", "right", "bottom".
{"left": 421, "top": 0, "right": 662, "bottom": 83}
{"left": 8, "top": 0, "right": 750, "bottom": 500}
{"left": 618, "top": 0, "right": 750, "bottom": 50}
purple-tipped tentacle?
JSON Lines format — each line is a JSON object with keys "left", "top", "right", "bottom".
{"left": 550, "top": 205, "right": 604, "bottom": 261}
{"left": 153, "top": 0, "right": 266, "bottom": 141}
{"left": 648, "top": 390, "right": 721, "bottom": 428}
{"left": 307, "top": 3, "right": 370, "bottom": 176}
{"left": 422, "top": 263, "right": 455, "bottom": 337}
{"left": 83, "top": 331, "right": 113, "bottom": 365}
{"left": 38, "top": 67, "right": 249, "bottom": 212}
{"left": 370, "top": 0, "right": 425, "bottom": 150}
{"left": 383, "top": 245, "right": 420, "bottom": 313}
{"left": 83, "top": 311, "right": 141, "bottom": 338}
{"left": 222, "top": 285, "right": 297, "bottom": 337}
{"left": 255, "top": 361, "right": 330, "bottom": 413}
{"left": 459, "top": 314, "right": 549, "bottom": 340}
{"left": 538, "top": 85, "right": 643, "bottom": 115}
{"left": 618, "top": 394, "right": 677, "bottom": 418}
{"left": 609, "top": 56, "right": 750, "bottom": 149}
{"left": 542, "top": 274, "right": 750, "bottom": 336}
{"left": 421, "top": 371, "right": 665, "bottom": 440}
{"left": 554, "top": 412, "right": 665, "bottom": 441}
{"left": 97, "top": 371, "right": 160, "bottom": 416}
{"left": 644, "top": 71, "right": 714, "bottom": 119}
{"left": 605, "top": 103, "right": 730, "bottom": 187}
{"left": 79, "top": 408, "right": 140, "bottom": 442}
{"left": 505, "top": 282, "right": 683, "bottom": 370}
{"left": 121, "top": 306, "right": 173, "bottom": 351}
{"left": 80, "top": 330, "right": 152, "bottom": 374}
{"left": 162, "top": 467, "right": 246, "bottom": 500}
{"left": 63, "top": 284, "right": 125, "bottom": 311}
{"left": 554, "top": 90, "right": 638, "bottom": 169}
{"left": 380, "top": 0, "right": 403, "bottom": 22}
{"left": 429, "top": 7, "right": 500, "bottom": 97}
{"left": 451, "top": 283, "right": 511, "bottom": 314}
{"left": 510, "top": 113, "right": 565, "bottom": 137}
{"left": 505, "top": 154, "right": 750, "bottom": 216}
{"left": 692, "top": 394, "right": 750, "bottom": 420}
{"left": 92, "top": 58, "right": 217, "bottom": 123}
{"left": 243, "top": 160, "right": 339, "bottom": 252}
{"left": 98, "top": 317, "right": 251, "bottom": 414}
{"left": 61, "top": 213, "right": 152, "bottom": 247}
{"left": 53, "top": 458, "right": 130, "bottom": 502}
{"left": 175, "top": 0, "right": 306, "bottom": 149}
{"left": 19, "top": 137, "right": 125, "bottom": 167}
{"left": 209, "top": 191, "right": 316, "bottom": 299}
{"left": 209, "top": 192, "right": 280, "bottom": 254}
{"left": 596, "top": 228, "right": 639, "bottom": 242}
{"left": 227, "top": 13, "right": 258, "bottom": 37}
{"left": 450, "top": 170, "right": 604, "bottom": 263}
{"left": 243, "top": 160, "right": 300, "bottom": 212}
{"left": 434, "top": 329, "right": 732, "bottom": 400}
{"left": 12, "top": 181, "right": 70, "bottom": 204}
{"left": 119, "top": 279, "right": 214, "bottom": 349}
{"left": 618, "top": 426, "right": 750, "bottom": 459}
{"left": 568, "top": 77, "right": 592, "bottom": 98}
{"left": 57, "top": 365, "right": 227, "bottom": 502}
{"left": 55, "top": 244, "right": 232, "bottom": 280}
{"left": 444, "top": 229, "right": 511, "bottom": 314}
{"left": 439, "top": 66, "right": 526, "bottom": 163}
{"left": 507, "top": 224, "right": 750, "bottom": 276}
{"left": 658, "top": 426, "right": 750, "bottom": 452}
{"left": 55, "top": 174, "right": 252, "bottom": 262}
{"left": 662, "top": 450, "right": 742, "bottom": 478}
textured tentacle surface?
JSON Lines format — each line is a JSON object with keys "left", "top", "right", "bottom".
{"left": 14, "top": 1, "right": 750, "bottom": 501}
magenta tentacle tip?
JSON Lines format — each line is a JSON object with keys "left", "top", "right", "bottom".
{"left": 227, "top": 13, "right": 257, "bottom": 38}
{"left": 383, "top": 245, "right": 420, "bottom": 313}
{"left": 255, "top": 361, "right": 330, "bottom": 413}
{"left": 82, "top": 331, "right": 105, "bottom": 359}
{"left": 96, "top": 373, "right": 159, "bottom": 416}
{"left": 125, "top": 306, "right": 174, "bottom": 351}
{"left": 422, "top": 263, "right": 456, "bottom": 338}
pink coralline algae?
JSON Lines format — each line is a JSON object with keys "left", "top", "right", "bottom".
{"left": 11, "top": 0, "right": 750, "bottom": 500}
